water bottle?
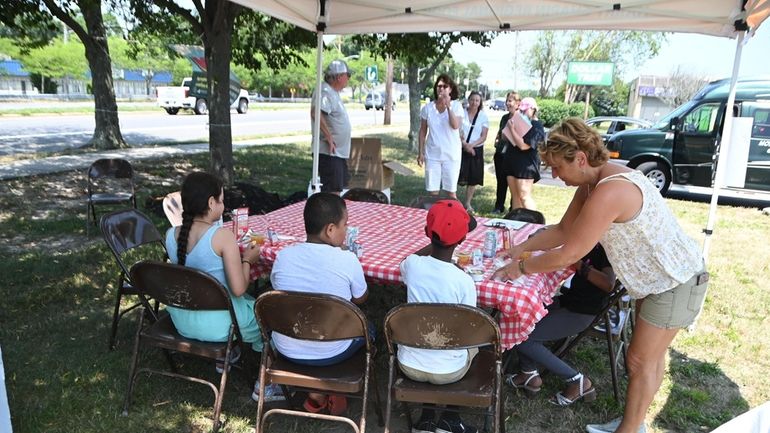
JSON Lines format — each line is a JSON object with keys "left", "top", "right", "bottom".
{"left": 483, "top": 230, "right": 497, "bottom": 258}
{"left": 267, "top": 226, "right": 277, "bottom": 244}
{"left": 353, "top": 240, "right": 364, "bottom": 259}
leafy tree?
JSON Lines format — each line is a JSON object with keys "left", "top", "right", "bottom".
{"left": 130, "top": 2, "right": 314, "bottom": 184}
{"left": 525, "top": 30, "right": 665, "bottom": 102}
{"left": 19, "top": 37, "right": 87, "bottom": 93}
{"left": 2, "top": 0, "right": 126, "bottom": 149}
{"left": 354, "top": 32, "right": 496, "bottom": 150}
{"left": 658, "top": 66, "right": 710, "bottom": 108}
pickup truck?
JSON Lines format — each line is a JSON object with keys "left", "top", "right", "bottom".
{"left": 156, "top": 77, "right": 250, "bottom": 115}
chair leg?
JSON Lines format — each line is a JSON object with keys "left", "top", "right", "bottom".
{"left": 384, "top": 356, "right": 395, "bottom": 433}
{"left": 255, "top": 352, "right": 269, "bottom": 433}
{"left": 122, "top": 310, "right": 145, "bottom": 416}
{"left": 211, "top": 351, "right": 231, "bottom": 432}
{"left": 109, "top": 283, "right": 124, "bottom": 351}
{"left": 604, "top": 311, "right": 621, "bottom": 403}
{"left": 369, "top": 358, "right": 385, "bottom": 426}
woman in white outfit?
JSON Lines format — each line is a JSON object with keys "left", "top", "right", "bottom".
{"left": 417, "top": 74, "right": 465, "bottom": 199}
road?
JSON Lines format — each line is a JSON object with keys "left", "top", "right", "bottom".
{"left": 0, "top": 107, "right": 410, "bottom": 155}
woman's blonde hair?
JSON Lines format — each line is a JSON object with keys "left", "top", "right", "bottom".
{"left": 540, "top": 117, "right": 608, "bottom": 167}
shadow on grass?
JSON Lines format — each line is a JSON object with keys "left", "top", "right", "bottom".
{"left": 655, "top": 349, "right": 748, "bottom": 432}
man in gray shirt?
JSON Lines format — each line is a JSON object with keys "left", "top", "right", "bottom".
{"left": 311, "top": 60, "right": 352, "bottom": 194}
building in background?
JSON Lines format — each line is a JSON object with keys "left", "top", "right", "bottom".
{"left": 627, "top": 75, "right": 711, "bottom": 122}
{"left": 0, "top": 60, "right": 37, "bottom": 96}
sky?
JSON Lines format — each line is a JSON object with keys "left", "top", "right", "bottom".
{"left": 449, "top": 24, "right": 770, "bottom": 92}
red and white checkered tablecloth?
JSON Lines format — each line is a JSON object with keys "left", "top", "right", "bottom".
{"left": 233, "top": 200, "right": 573, "bottom": 349}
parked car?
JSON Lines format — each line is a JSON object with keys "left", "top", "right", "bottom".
{"left": 605, "top": 77, "right": 770, "bottom": 195}
{"left": 249, "top": 92, "right": 266, "bottom": 102}
{"left": 488, "top": 99, "right": 507, "bottom": 111}
{"left": 156, "top": 77, "right": 249, "bottom": 115}
{"left": 585, "top": 116, "right": 652, "bottom": 143}
{"left": 364, "top": 91, "right": 395, "bottom": 110}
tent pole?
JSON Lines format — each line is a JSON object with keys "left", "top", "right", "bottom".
{"left": 701, "top": 31, "right": 746, "bottom": 262}
{"left": 311, "top": 12, "right": 326, "bottom": 194}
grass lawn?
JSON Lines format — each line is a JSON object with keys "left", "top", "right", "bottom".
{"left": 0, "top": 131, "right": 768, "bottom": 433}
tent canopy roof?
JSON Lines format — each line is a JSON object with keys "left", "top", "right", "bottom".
{"left": 231, "top": 0, "right": 768, "bottom": 38}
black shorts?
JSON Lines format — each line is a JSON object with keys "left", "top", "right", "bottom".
{"left": 319, "top": 153, "right": 350, "bottom": 193}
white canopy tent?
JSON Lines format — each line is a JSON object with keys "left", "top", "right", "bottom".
{"left": 231, "top": 0, "right": 769, "bottom": 260}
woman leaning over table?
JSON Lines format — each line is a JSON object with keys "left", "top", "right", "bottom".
{"left": 458, "top": 91, "right": 489, "bottom": 213}
{"left": 493, "top": 118, "right": 708, "bottom": 433}
{"left": 417, "top": 74, "right": 465, "bottom": 199}
{"left": 165, "top": 172, "right": 263, "bottom": 352}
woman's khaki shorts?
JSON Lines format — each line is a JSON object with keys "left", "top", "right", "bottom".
{"left": 639, "top": 270, "right": 709, "bottom": 329}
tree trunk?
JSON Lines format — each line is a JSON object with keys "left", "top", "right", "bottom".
{"left": 81, "top": 2, "right": 126, "bottom": 149}
{"left": 205, "top": 5, "right": 238, "bottom": 185}
{"left": 406, "top": 63, "right": 422, "bottom": 151}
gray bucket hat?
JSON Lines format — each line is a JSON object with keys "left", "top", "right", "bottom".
{"left": 326, "top": 60, "right": 351, "bottom": 77}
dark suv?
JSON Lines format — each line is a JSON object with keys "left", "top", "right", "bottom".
{"left": 606, "top": 77, "right": 770, "bottom": 195}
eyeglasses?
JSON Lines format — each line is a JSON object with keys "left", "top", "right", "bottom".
{"left": 436, "top": 84, "right": 449, "bottom": 89}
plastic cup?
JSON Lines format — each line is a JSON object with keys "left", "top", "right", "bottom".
{"left": 457, "top": 252, "right": 471, "bottom": 267}
{"left": 250, "top": 233, "right": 266, "bottom": 245}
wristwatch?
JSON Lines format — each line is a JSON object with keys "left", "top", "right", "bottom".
{"left": 518, "top": 259, "right": 527, "bottom": 275}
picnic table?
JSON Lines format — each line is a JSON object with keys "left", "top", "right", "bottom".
{"left": 235, "top": 200, "right": 573, "bottom": 349}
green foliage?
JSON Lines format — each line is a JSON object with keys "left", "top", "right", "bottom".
{"left": 231, "top": 10, "right": 315, "bottom": 72}
{"left": 19, "top": 37, "right": 87, "bottom": 79}
{"left": 538, "top": 99, "right": 570, "bottom": 127}
{"left": 567, "top": 102, "right": 595, "bottom": 118}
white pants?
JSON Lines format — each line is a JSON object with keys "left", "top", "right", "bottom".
{"left": 425, "top": 159, "right": 460, "bottom": 193}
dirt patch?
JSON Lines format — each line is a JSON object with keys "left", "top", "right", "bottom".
{"left": 0, "top": 162, "right": 190, "bottom": 255}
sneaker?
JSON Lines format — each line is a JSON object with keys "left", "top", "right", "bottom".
{"left": 250, "top": 380, "right": 286, "bottom": 403}
{"left": 491, "top": 208, "right": 505, "bottom": 215}
{"left": 411, "top": 419, "right": 437, "bottom": 433}
{"left": 215, "top": 346, "right": 241, "bottom": 374}
{"left": 593, "top": 309, "right": 627, "bottom": 335}
{"left": 436, "top": 418, "right": 478, "bottom": 433}
{"left": 586, "top": 417, "right": 646, "bottom": 433}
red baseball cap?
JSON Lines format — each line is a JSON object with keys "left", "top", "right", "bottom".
{"left": 425, "top": 200, "right": 477, "bottom": 246}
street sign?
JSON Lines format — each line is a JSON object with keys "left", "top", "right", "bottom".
{"left": 365, "top": 65, "right": 378, "bottom": 83}
{"left": 567, "top": 61, "right": 614, "bottom": 86}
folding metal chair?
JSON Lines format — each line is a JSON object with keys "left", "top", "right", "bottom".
{"left": 553, "top": 281, "right": 631, "bottom": 402}
{"left": 124, "top": 260, "right": 244, "bottom": 432}
{"left": 86, "top": 158, "right": 136, "bottom": 234}
{"left": 100, "top": 208, "right": 167, "bottom": 350}
{"left": 254, "top": 290, "right": 383, "bottom": 433}
{"left": 162, "top": 191, "right": 183, "bottom": 227}
{"left": 384, "top": 303, "right": 503, "bottom": 433}
{"left": 342, "top": 188, "right": 390, "bottom": 204}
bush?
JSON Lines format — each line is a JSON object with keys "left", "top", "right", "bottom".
{"left": 537, "top": 99, "right": 596, "bottom": 127}
{"left": 568, "top": 102, "right": 595, "bottom": 119}
{"left": 538, "top": 99, "right": 569, "bottom": 128}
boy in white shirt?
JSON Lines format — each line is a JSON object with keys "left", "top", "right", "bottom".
{"left": 270, "top": 192, "right": 368, "bottom": 415}
{"left": 398, "top": 200, "right": 479, "bottom": 433}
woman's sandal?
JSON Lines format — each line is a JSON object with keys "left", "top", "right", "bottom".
{"left": 549, "top": 373, "right": 597, "bottom": 406}
{"left": 505, "top": 370, "right": 542, "bottom": 397}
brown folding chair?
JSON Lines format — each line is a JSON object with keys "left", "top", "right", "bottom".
{"left": 502, "top": 208, "right": 545, "bottom": 225}
{"left": 100, "top": 209, "right": 168, "bottom": 350}
{"left": 408, "top": 195, "right": 441, "bottom": 210}
{"left": 342, "top": 188, "right": 390, "bottom": 204}
{"left": 162, "top": 191, "right": 183, "bottom": 227}
{"left": 553, "top": 281, "right": 631, "bottom": 403}
{"left": 254, "top": 290, "right": 383, "bottom": 433}
{"left": 383, "top": 304, "right": 503, "bottom": 433}
{"left": 123, "top": 260, "right": 244, "bottom": 432}
{"left": 86, "top": 158, "right": 136, "bottom": 234}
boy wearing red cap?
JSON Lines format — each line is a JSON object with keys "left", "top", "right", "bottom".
{"left": 398, "top": 199, "right": 479, "bottom": 433}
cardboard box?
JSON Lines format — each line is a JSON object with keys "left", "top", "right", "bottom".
{"left": 348, "top": 137, "right": 414, "bottom": 190}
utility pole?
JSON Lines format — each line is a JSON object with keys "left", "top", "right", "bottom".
{"left": 384, "top": 55, "right": 394, "bottom": 125}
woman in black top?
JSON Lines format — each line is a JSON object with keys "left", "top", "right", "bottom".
{"left": 506, "top": 243, "right": 616, "bottom": 406}
{"left": 492, "top": 91, "right": 520, "bottom": 213}
{"left": 504, "top": 96, "right": 545, "bottom": 210}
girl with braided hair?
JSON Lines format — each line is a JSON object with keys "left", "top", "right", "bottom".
{"left": 164, "top": 171, "right": 263, "bottom": 352}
